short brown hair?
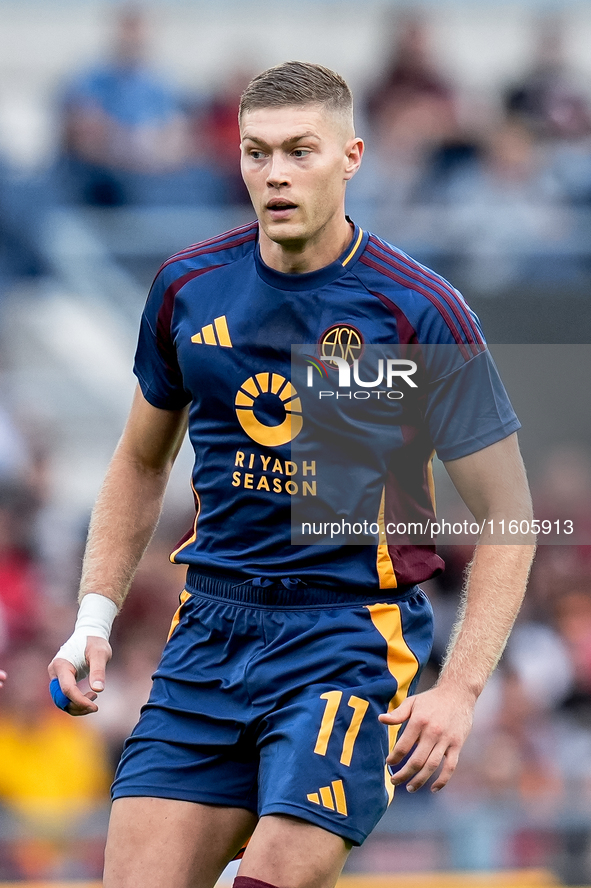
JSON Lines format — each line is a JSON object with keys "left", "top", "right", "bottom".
{"left": 239, "top": 61, "right": 353, "bottom": 121}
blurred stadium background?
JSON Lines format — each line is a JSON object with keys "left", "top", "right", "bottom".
{"left": 1, "top": 0, "right": 591, "bottom": 885}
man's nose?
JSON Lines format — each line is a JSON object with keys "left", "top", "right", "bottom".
{"left": 266, "top": 153, "right": 290, "bottom": 187}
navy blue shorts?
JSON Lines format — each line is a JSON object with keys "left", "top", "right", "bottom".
{"left": 111, "top": 574, "right": 434, "bottom": 845}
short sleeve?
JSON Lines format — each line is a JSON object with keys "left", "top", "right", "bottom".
{"left": 133, "top": 270, "right": 191, "bottom": 411}
{"left": 425, "top": 349, "right": 521, "bottom": 462}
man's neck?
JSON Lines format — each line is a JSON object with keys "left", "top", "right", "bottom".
{"left": 258, "top": 217, "right": 354, "bottom": 275}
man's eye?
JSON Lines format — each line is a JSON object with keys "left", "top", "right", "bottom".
{"left": 292, "top": 149, "right": 310, "bottom": 158}
{"left": 249, "top": 150, "right": 265, "bottom": 159}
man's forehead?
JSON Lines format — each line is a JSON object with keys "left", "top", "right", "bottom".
{"left": 240, "top": 104, "right": 339, "bottom": 139}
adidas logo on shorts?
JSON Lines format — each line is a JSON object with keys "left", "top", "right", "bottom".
{"left": 307, "top": 779, "right": 347, "bottom": 815}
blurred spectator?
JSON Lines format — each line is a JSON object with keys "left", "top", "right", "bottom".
{"left": 363, "top": 14, "right": 464, "bottom": 208}
{"left": 478, "top": 671, "right": 563, "bottom": 813}
{"left": 0, "top": 646, "right": 110, "bottom": 878}
{"left": 435, "top": 115, "right": 570, "bottom": 291}
{"left": 506, "top": 620, "right": 574, "bottom": 710}
{"left": 505, "top": 15, "right": 591, "bottom": 206}
{"left": 554, "top": 588, "right": 591, "bottom": 700}
{"left": 438, "top": 666, "right": 565, "bottom": 870}
{"left": 505, "top": 16, "right": 591, "bottom": 141}
{"left": 527, "top": 446, "right": 591, "bottom": 621}
{"left": 0, "top": 405, "right": 31, "bottom": 484}
{"left": 0, "top": 160, "right": 50, "bottom": 298}
{"left": 367, "top": 14, "right": 456, "bottom": 131}
{"left": 60, "top": 4, "right": 192, "bottom": 206}
{"left": 0, "top": 482, "right": 45, "bottom": 649}
{"left": 533, "top": 444, "right": 591, "bottom": 541}
{"left": 191, "top": 69, "right": 253, "bottom": 205}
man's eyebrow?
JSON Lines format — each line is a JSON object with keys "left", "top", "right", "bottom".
{"left": 241, "top": 131, "right": 321, "bottom": 148}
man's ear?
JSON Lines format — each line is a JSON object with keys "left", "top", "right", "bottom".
{"left": 344, "top": 137, "right": 364, "bottom": 180}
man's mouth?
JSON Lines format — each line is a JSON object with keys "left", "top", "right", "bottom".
{"left": 266, "top": 200, "right": 298, "bottom": 217}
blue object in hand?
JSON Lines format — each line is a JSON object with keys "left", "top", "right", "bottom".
{"left": 49, "top": 677, "right": 71, "bottom": 711}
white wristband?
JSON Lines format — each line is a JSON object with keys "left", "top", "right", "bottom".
{"left": 55, "top": 593, "right": 118, "bottom": 680}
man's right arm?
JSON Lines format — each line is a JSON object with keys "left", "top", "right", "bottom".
{"left": 48, "top": 385, "right": 189, "bottom": 716}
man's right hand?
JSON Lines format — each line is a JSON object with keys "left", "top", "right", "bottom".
{"left": 48, "top": 636, "right": 112, "bottom": 716}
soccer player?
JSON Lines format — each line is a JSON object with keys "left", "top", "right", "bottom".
{"left": 49, "top": 62, "right": 535, "bottom": 888}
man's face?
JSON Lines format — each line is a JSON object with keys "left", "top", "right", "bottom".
{"left": 240, "top": 104, "right": 362, "bottom": 249}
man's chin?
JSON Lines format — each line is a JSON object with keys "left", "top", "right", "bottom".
{"left": 261, "top": 219, "right": 307, "bottom": 247}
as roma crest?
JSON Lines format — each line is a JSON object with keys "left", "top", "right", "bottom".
{"left": 319, "top": 323, "right": 364, "bottom": 368}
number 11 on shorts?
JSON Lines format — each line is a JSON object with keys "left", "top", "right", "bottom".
{"left": 314, "top": 690, "right": 370, "bottom": 766}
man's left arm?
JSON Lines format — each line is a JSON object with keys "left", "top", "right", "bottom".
{"left": 380, "top": 431, "right": 536, "bottom": 793}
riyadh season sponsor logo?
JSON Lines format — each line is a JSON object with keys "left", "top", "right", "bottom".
{"left": 234, "top": 372, "right": 303, "bottom": 446}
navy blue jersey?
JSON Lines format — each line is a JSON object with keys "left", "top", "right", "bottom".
{"left": 134, "top": 221, "right": 520, "bottom": 591}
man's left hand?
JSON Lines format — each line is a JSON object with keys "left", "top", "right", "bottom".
{"left": 379, "top": 684, "right": 476, "bottom": 793}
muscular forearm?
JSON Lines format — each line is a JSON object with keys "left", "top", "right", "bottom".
{"left": 438, "top": 434, "right": 536, "bottom": 701}
{"left": 437, "top": 540, "right": 535, "bottom": 700}
{"left": 49, "top": 391, "right": 186, "bottom": 714}
{"left": 381, "top": 427, "right": 535, "bottom": 791}
{"left": 79, "top": 445, "right": 171, "bottom": 608}
{"left": 383, "top": 538, "right": 535, "bottom": 791}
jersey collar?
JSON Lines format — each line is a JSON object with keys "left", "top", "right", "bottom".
{"left": 254, "top": 219, "right": 368, "bottom": 291}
